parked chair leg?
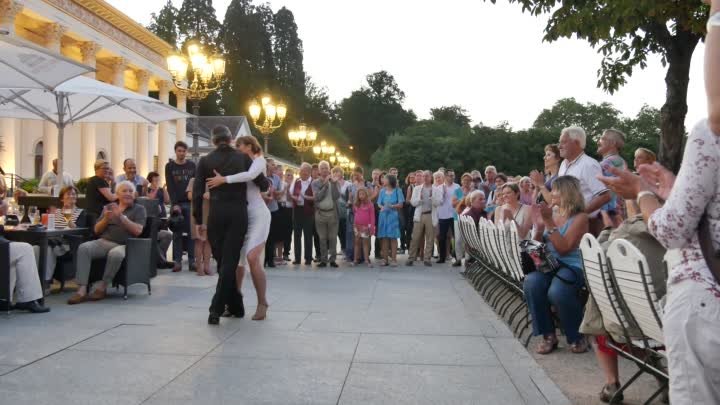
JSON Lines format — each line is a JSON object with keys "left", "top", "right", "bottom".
{"left": 611, "top": 367, "right": 644, "bottom": 404}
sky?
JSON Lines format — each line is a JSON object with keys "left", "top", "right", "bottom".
{"left": 109, "top": 0, "right": 707, "bottom": 132}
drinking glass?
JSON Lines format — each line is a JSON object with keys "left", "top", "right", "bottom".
{"left": 17, "top": 204, "right": 25, "bottom": 222}
{"left": 28, "top": 206, "right": 38, "bottom": 224}
{"left": 62, "top": 209, "right": 73, "bottom": 226}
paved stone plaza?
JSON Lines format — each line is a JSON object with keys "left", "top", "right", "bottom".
{"left": 0, "top": 261, "right": 570, "bottom": 405}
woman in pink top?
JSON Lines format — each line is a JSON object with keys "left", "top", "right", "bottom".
{"left": 353, "top": 188, "right": 376, "bottom": 267}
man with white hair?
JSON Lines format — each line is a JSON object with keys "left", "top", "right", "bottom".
{"left": 312, "top": 161, "right": 341, "bottom": 267}
{"left": 291, "top": 162, "right": 315, "bottom": 265}
{"left": 68, "top": 180, "right": 147, "bottom": 304}
{"left": 483, "top": 166, "right": 497, "bottom": 194}
{"left": 557, "top": 126, "right": 611, "bottom": 234}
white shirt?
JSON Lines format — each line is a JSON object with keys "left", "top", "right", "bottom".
{"left": 559, "top": 153, "right": 608, "bottom": 216}
{"left": 276, "top": 180, "right": 289, "bottom": 205}
{"left": 437, "top": 183, "right": 459, "bottom": 220}
{"left": 297, "top": 178, "right": 312, "bottom": 206}
{"left": 38, "top": 171, "right": 74, "bottom": 194}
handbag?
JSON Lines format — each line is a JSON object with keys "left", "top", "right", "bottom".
{"left": 519, "top": 239, "right": 589, "bottom": 305}
{"left": 699, "top": 213, "right": 720, "bottom": 284}
{"left": 519, "top": 239, "right": 559, "bottom": 275}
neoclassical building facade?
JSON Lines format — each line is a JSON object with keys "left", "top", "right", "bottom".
{"left": 0, "top": 0, "right": 188, "bottom": 182}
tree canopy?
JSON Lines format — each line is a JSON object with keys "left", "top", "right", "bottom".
{"left": 148, "top": 0, "right": 178, "bottom": 46}
{"left": 338, "top": 71, "right": 417, "bottom": 163}
{"left": 372, "top": 98, "right": 661, "bottom": 177}
{"left": 485, "top": 0, "right": 708, "bottom": 172}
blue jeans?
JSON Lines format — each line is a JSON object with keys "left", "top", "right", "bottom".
{"left": 172, "top": 202, "right": 195, "bottom": 265}
{"left": 523, "top": 266, "right": 585, "bottom": 344}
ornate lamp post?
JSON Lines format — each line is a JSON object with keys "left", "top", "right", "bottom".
{"left": 248, "top": 95, "right": 287, "bottom": 153}
{"left": 312, "top": 140, "right": 335, "bottom": 161}
{"left": 288, "top": 124, "right": 317, "bottom": 162}
{"left": 167, "top": 40, "right": 225, "bottom": 161}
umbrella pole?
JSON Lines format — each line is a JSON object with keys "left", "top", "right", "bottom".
{"left": 56, "top": 94, "right": 65, "bottom": 193}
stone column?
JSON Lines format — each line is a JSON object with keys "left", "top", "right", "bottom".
{"left": 157, "top": 80, "right": 171, "bottom": 183}
{"left": 0, "top": 0, "right": 23, "bottom": 176}
{"left": 0, "top": 0, "right": 23, "bottom": 34}
{"left": 42, "top": 22, "right": 67, "bottom": 172}
{"left": 175, "top": 91, "right": 187, "bottom": 143}
{"left": 80, "top": 41, "right": 100, "bottom": 177}
{"left": 109, "top": 57, "right": 128, "bottom": 174}
{"left": 135, "top": 70, "right": 150, "bottom": 176}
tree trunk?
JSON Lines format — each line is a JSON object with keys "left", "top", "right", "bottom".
{"left": 659, "top": 31, "right": 701, "bottom": 173}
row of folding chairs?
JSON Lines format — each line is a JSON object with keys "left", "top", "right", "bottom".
{"left": 580, "top": 234, "right": 668, "bottom": 405}
{"left": 458, "top": 215, "right": 534, "bottom": 344}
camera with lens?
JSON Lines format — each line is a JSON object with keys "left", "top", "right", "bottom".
{"left": 167, "top": 209, "right": 184, "bottom": 232}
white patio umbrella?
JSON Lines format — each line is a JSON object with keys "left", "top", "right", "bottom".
{"left": 0, "top": 75, "right": 191, "bottom": 187}
{"left": 0, "top": 31, "right": 94, "bottom": 90}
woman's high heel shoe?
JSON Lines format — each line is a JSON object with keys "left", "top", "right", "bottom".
{"left": 252, "top": 304, "right": 269, "bottom": 321}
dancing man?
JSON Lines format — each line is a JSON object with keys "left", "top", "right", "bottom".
{"left": 207, "top": 136, "right": 272, "bottom": 321}
{"left": 194, "top": 126, "right": 265, "bottom": 325}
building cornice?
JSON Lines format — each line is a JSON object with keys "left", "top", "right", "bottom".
{"left": 42, "top": 0, "right": 174, "bottom": 68}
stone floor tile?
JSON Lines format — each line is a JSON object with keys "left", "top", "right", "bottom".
{"left": 354, "top": 334, "right": 499, "bottom": 366}
{"left": 339, "top": 362, "right": 524, "bottom": 405}
{"left": 145, "top": 356, "right": 349, "bottom": 405}
{"left": 209, "top": 329, "right": 359, "bottom": 361}
{"left": 0, "top": 350, "right": 199, "bottom": 399}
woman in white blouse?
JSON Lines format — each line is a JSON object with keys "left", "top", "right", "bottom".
{"left": 600, "top": 6, "right": 720, "bottom": 402}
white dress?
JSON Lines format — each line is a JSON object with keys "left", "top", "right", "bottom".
{"left": 225, "top": 156, "right": 271, "bottom": 266}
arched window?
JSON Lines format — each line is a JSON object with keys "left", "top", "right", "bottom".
{"left": 34, "top": 141, "right": 44, "bottom": 179}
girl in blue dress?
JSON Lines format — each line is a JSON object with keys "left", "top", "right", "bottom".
{"left": 377, "top": 174, "right": 404, "bottom": 266}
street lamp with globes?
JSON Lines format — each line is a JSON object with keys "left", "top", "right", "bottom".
{"left": 248, "top": 95, "right": 287, "bottom": 153}
{"left": 288, "top": 124, "right": 317, "bottom": 161}
{"left": 166, "top": 40, "right": 225, "bottom": 160}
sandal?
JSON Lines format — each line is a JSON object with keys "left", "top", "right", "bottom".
{"left": 252, "top": 304, "right": 269, "bottom": 321}
{"left": 570, "top": 338, "right": 589, "bottom": 354}
{"left": 535, "top": 336, "right": 558, "bottom": 355}
{"left": 599, "top": 382, "right": 624, "bottom": 403}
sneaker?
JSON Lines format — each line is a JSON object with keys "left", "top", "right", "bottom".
{"left": 329, "top": 262, "right": 338, "bottom": 268}
{"left": 452, "top": 261, "right": 462, "bottom": 267}
{"left": 405, "top": 260, "right": 414, "bottom": 266}
{"left": 318, "top": 262, "right": 327, "bottom": 268}
{"left": 423, "top": 261, "right": 432, "bottom": 267}
{"left": 599, "top": 382, "right": 623, "bottom": 403}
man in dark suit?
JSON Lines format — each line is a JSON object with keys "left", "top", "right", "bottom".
{"left": 193, "top": 126, "right": 268, "bottom": 325}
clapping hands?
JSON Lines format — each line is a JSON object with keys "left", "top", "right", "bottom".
{"left": 597, "top": 163, "right": 675, "bottom": 201}
{"left": 529, "top": 170, "right": 545, "bottom": 187}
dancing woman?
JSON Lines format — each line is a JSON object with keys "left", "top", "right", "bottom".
{"left": 207, "top": 136, "right": 270, "bottom": 321}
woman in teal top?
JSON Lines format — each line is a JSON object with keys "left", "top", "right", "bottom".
{"left": 524, "top": 176, "right": 589, "bottom": 355}
{"left": 377, "top": 174, "right": 404, "bottom": 266}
